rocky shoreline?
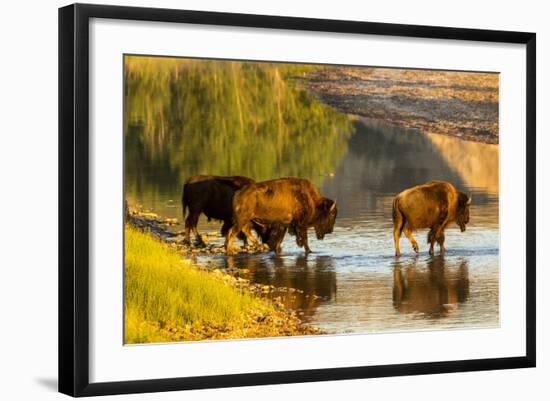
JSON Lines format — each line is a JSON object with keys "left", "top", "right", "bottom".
{"left": 298, "top": 67, "right": 499, "bottom": 144}
{"left": 127, "top": 208, "right": 271, "bottom": 256}
{"left": 126, "top": 208, "right": 323, "bottom": 339}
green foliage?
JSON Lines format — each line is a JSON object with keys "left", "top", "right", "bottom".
{"left": 124, "top": 56, "right": 354, "bottom": 202}
{"left": 124, "top": 225, "right": 268, "bottom": 343}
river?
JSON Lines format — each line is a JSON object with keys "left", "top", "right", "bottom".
{"left": 125, "top": 57, "right": 499, "bottom": 334}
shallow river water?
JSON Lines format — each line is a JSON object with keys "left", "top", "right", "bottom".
{"left": 126, "top": 119, "right": 499, "bottom": 334}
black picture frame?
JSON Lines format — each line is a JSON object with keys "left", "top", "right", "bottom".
{"left": 59, "top": 3, "right": 536, "bottom": 397}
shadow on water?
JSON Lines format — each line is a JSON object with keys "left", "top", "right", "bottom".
{"left": 392, "top": 256, "right": 470, "bottom": 318}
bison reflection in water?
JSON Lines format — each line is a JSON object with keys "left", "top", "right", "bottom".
{"left": 392, "top": 256, "right": 470, "bottom": 318}
{"left": 223, "top": 254, "right": 337, "bottom": 319}
{"left": 392, "top": 181, "right": 471, "bottom": 256}
{"left": 225, "top": 177, "right": 337, "bottom": 255}
{"left": 181, "top": 175, "right": 284, "bottom": 249}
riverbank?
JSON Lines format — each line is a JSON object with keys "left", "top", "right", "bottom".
{"left": 125, "top": 218, "right": 321, "bottom": 343}
{"left": 127, "top": 207, "right": 271, "bottom": 256}
{"left": 298, "top": 67, "right": 499, "bottom": 144}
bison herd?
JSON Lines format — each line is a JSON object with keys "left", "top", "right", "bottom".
{"left": 181, "top": 175, "right": 471, "bottom": 257}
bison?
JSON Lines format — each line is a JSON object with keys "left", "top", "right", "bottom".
{"left": 181, "top": 175, "right": 284, "bottom": 249}
{"left": 392, "top": 181, "right": 471, "bottom": 256}
{"left": 225, "top": 177, "right": 337, "bottom": 256}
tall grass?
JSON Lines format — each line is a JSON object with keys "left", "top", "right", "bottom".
{"left": 124, "top": 226, "right": 268, "bottom": 343}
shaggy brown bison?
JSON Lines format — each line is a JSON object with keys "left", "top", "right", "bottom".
{"left": 181, "top": 175, "right": 285, "bottom": 249}
{"left": 392, "top": 181, "right": 471, "bottom": 256}
{"left": 225, "top": 177, "right": 337, "bottom": 256}
{"left": 182, "top": 175, "right": 253, "bottom": 245}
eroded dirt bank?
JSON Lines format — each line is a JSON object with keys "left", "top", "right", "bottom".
{"left": 298, "top": 67, "right": 499, "bottom": 144}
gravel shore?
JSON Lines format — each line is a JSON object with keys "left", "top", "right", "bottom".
{"left": 299, "top": 67, "right": 499, "bottom": 144}
{"left": 126, "top": 209, "right": 323, "bottom": 341}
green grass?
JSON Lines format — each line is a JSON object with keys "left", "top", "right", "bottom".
{"left": 124, "top": 225, "right": 269, "bottom": 343}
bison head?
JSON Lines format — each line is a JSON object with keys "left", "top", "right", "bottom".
{"left": 456, "top": 193, "right": 471, "bottom": 232}
{"left": 314, "top": 198, "right": 337, "bottom": 240}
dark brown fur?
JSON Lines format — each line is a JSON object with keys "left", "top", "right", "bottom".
{"left": 182, "top": 175, "right": 255, "bottom": 245}
{"left": 225, "top": 177, "right": 337, "bottom": 255}
{"left": 182, "top": 175, "right": 286, "bottom": 251}
{"left": 392, "top": 181, "right": 471, "bottom": 256}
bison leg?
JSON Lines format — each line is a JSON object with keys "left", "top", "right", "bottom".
{"left": 393, "top": 203, "right": 405, "bottom": 257}
{"left": 437, "top": 232, "right": 446, "bottom": 254}
{"left": 434, "top": 207, "right": 450, "bottom": 243}
{"left": 295, "top": 227, "right": 311, "bottom": 255}
{"left": 225, "top": 221, "right": 257, "bottom": 255}
{"left": 220, "top": 220, "right": 232, "bottom": 238}
{"left": 225, "top": 225, "right": 239, "bottom": 256}
{"left": 257, "top": 224, "right": 287, "bottom": 254}
{"left": 192, "top": 225, "right": 204, "bottom": 245}
{"left": 270, "top": 226, "right": 287, "bottom": 255}
{"left": 393, "top": 226, "right": 402, "bottom": 257}
{"left": 239, "top": 233, "right": 249, "bottom": 246}
{"left": 241, "top": 224, "right": 259, "bottom": 247}
{"left": 222, "top": 220, "right": 248, "bottom": 246}
{"left": 185, "top": 211, "right": 201, "bottom": 245}
{"left": 184, "top": 225, "right": 191, "bottom": 244}
{"left": 427, "top": 227, "right": 438, "bottom": 255}
{"left": 403, "top": 227, "right": 419, "bottom": 254}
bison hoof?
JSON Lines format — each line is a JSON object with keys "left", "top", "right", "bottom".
{"left": 412, "top": 244, "right": 419, "bottom": 253}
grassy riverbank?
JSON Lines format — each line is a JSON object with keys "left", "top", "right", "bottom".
{"left": 125, "top": 225, "right": 319, "bottom": 343}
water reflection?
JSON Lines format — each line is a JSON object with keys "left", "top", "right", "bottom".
{"left": 125, "top": 56, "right": 354, "bottom": 212}
{"left": 392, "top": 256, "right": 470, "bottom": 318}
{"left": 213, "top": 253, "right": 337, "bottom": 320}
{"left": 426, "top": 132, "right": 499, "bottom": 194}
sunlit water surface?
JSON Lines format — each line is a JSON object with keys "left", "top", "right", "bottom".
{"left": 127, "top": 120, "right": 499, "bottom": 334}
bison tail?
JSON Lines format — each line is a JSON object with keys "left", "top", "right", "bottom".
{"left": 392, "top": 197, "right": 405, "bottom": 236}
{"left": 181, "top": 184, "right": 187, "bottom": 219}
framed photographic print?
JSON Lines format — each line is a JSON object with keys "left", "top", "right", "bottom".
{"left": 58, "top": 3, "right": 536, "bottom": 397}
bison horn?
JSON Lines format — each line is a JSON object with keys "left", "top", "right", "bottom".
{"left": 330, "top": 201, "right": 336, "bottom": 212}
{"left": 467, "top": 194, "right": 472, "bottom": 205}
